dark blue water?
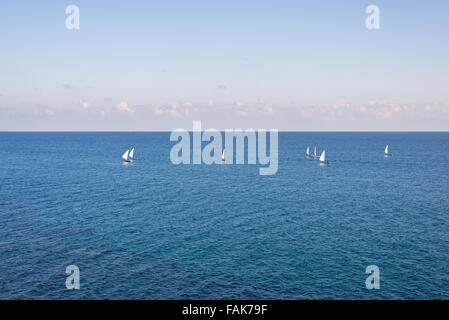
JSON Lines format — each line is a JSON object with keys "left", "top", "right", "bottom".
{"left": 1, "top": 132, "right": 448, "bottom": 299}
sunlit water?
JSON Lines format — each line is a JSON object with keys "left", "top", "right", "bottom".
{"left": 0, "top": 132, "right": 448, "bottom": 299}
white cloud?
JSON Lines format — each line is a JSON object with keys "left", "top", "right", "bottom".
{"left": 154, "top": 107, "right": 164, "bottom": 116}
{"left": 116, "top": 101, "right": 134, "bottom": 113}
{"left": 154, "top": 103, "right": 182, "bottom": 117}
{"left": 80, "top": 100, "right": 91, "bottom": 109}
{"left": 153, "top": 101, "right": 196, "bottom": 117}
{"left": 256, "top": 97, "right": 274, "bottom": 114}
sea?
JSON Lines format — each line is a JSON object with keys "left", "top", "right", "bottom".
{"left": 0, "top": 132, "right": 448, "bottom": 299}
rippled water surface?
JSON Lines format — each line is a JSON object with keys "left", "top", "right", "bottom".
{"left": 1, "top": 132, "right": 448, "bottom": 299}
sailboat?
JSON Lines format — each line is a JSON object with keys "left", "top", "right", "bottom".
{"left": 306, "top": 146, "right": 311, "bottom": 157}
{"left": 384, "top": 145, "right": 392, "bottom": 157}
{"left": 319, "top": 150, "right": 329, "bottom": 166}
{"left": 129, "top": 148, "right": 137, "bottom": 161}
{"left": 122, "top": 149, "right": 131, "bottom": 163}
{"left": 222, "top": 150, "right": 226, "bottom": 163}
{"left": 313, "top": 146, "right": 318, "bottom": 158}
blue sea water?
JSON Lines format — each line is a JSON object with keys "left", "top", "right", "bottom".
{"left": 0, "top": 132, "right": 448, "bottom": 300}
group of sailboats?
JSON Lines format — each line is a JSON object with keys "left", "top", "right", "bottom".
{"left": 306, "top": 144, "right": 392, "bottom": 166}
{"left": 305, "top": 146, "right": 319, "bottom": 158}
{"left": 120, "top": 144, "right": 391, "bottom": 165}
{"left": 122, "top": 148, "right": 137, "bottom": 163}
{"left": 306, "top": 145, "right": 328, "bottom": 165}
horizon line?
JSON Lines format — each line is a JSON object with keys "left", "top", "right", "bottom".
{"left": 1, "top": 130, "right": 449, "bottom": 133}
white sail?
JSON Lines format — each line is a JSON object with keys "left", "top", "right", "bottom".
{"left": 129, "top": 148, "right": 134, "bottom": 159}
{"left": 306, "top": 146, "right": 310, "bottom": 156}
{"left": 222, "top": 150, "right": 225, "bottom": 160}
{"left": 122, "top": 149, "right": 130, "bottom": 161}
{"left": 385, "top": 145, "right": 389, "bottom": 154}
{"left": 319, "top": 150, "right": 326, "bottom": 162}
{"left": 314, "top": 146, "right": 317, "bottom": 156}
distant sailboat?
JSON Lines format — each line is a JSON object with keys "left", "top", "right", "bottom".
{"left": 122, "top": 149, "right": 131, "bottom": 162}
{"left": 129, "top": 148, "right": 137, "bottom": 161}
{"left": 319, "top": 150, "right": 329, "bottom": 166}
{"left": 384, "top": 145, "right": 392, "bottom": 157}
{"left": 222, "top": 150, "right": 226, "bottom": 163}
{"left": 306, "top": 146, "right": 310, "bottom": 157}
{"left": 307, "top": 146, "right": 320, "bottom": 158}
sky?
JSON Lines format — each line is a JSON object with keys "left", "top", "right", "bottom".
{"left": 0, "top": 0, "right": 448, "bottom": 131}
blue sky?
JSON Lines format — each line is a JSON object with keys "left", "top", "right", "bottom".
{"left": 0, "top": 0, "right": 448, "bottom": 130}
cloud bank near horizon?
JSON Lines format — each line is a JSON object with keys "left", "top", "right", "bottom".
{"left": 1, "top": 95, "right": 448, "bottom": 131}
